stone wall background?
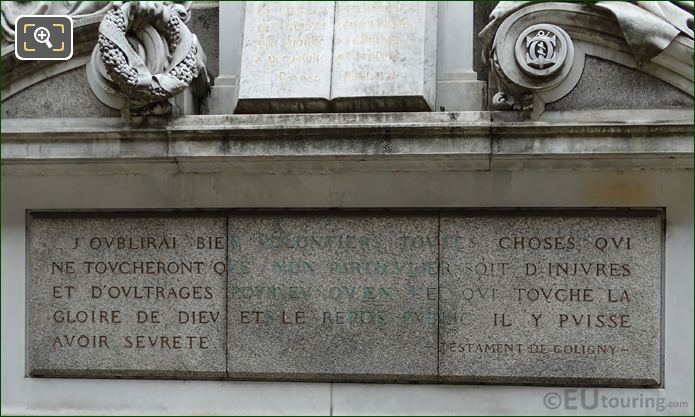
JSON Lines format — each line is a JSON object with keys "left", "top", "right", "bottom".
{"left": 2, "top": 169, "right": 692, "bottom": 414}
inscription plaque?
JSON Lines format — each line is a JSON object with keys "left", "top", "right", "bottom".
{"left": 27, "top": 210, "right": 662, "bottom": 386}
{"left": 330, "top": 1, "right": 438, "bottom": 112}
{"left": 227, "top": 213, "right": 438, "bottom": 380}
{"left": 235, "top": 1, "right": 335, "bottom": 113}
{"left": 439, "top": 213, "right": 662, "bottom": 386}
{"left": 234, "top": 1, "right": 437, "bottom": 113}
{"left": 28, "top": 214, "right": 227, "bottom": 378}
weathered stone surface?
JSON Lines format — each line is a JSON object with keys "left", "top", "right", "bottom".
{"left": 546, "top": 56, "right": 694, "bottom": 111}
{"left": 188, "top": 5, "right": 220, "bottom": 79}
{"left": 473, "top": 1, "right": 498, "bottom": 81}
{"left": 330, "top": 1, "right": 438, "bottom": 112}
{"left": 4, "top": 110, "right": 693, "bottom": 175}
{"left": 3, "top": 67, "right": 119, "bottom": 119}
{"left": 26, "top": 210, "right": 664, "bottom": 385}
{"left": 235, "top": 1, "right": 335, "bottom": 113}
{"left": 226, "top": 213, "right": 438, "bottom": 381}
{"left": 438, "top": 211, "right": 663, "bottom": 386}
{"left": 27, "top": 213, "right": 227, "bottom": 378}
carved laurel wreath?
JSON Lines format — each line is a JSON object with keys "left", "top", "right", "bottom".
{"left": 96, "top": 2, "right": 201, "bottom": 104}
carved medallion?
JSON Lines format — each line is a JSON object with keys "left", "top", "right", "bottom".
{"left": 515, "top": 24, "right": 572, "bottom": 78}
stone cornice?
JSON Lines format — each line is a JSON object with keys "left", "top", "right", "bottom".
{"left": 2, "top": 110, "right": 692, "bottom": 175}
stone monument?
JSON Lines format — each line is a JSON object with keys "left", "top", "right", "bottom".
{"left": 1, "top": 0, "right": 693, "bottom": 414}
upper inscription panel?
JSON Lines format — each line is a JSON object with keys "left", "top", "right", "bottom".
{"left": 330, "top": 1, "right": 437, "bottom": 111}
{"left": 236, "top": 1, "right": 335, "bottom": 113}
{"left": 234, "top": 1, "right": 437, "bottom": 113}
{"left": 28, "top": 214, "right": 227, "bottom": 378}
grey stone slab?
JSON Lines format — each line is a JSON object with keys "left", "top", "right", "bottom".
{"left": 546, "top": 56, "right": 694, "bottom": 111}
{"left": 3, "top": 67, "right": 118, "bottom": 119}
{"left": 25, "top": 209, "right": 665, "bottom": 385}
{"left": 438, "top": 211, "right": 663, "bottom": 386}
{"left": 27, "top": 213, "right": 227, "bottom": 378}
{"left": 187, "top": 5, "right": 219, "bottom": 79}
{"left": 330, "top": 1, "right": 438, "bottom": 112}
{"left": 473, "top": 1, "right": 497, "bottom": 82}
{"left": 227, "top": 212, "right": 438, "bottom": 381}
{"left": 5, "top": 109, "right": 689, "bottom": 175}
{"left": 235, "top": 1, "right": 335, "bottom": 114}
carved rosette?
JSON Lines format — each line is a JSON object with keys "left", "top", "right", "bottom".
{"left": 86, "top": 1, "right": 209, "bottom": 113}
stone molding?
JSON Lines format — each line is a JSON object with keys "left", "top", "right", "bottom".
{"left": 2, "top": 110, "right": 692, "bottom": 175}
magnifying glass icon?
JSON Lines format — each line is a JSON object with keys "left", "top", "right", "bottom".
{"left": 34, "top": 26, "right": 53, "bottom": 49}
